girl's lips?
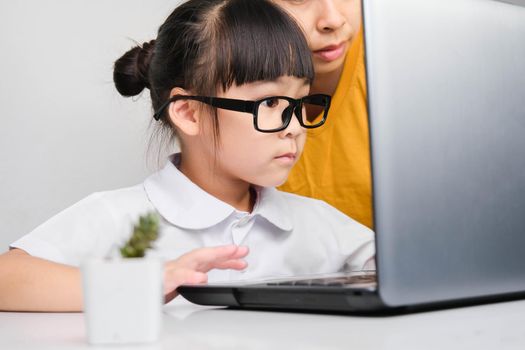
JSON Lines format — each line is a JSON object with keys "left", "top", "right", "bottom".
{"left": 274, "top": 153, "right": 296, "bottom": 165}
{"left": 313, "top": 42, "right": 347, "bottom": 62}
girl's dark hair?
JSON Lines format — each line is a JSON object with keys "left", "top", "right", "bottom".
{"left": 113, "top": 0, "right": 313, "bottom": 155}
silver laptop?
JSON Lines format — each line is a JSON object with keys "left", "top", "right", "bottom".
{"left": 177, "top": 0, "right": 525, "bottom": 313}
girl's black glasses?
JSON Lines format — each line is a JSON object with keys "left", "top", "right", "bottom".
{"left": 153, "top": 94, "right": 331, "bottom": 133}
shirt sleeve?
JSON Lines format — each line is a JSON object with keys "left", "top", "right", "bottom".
{"left": 10, "top": 192, "right": 127, "bottom": 266}
{"left": 317, "top": 200, "right": 376, "bottom": 271}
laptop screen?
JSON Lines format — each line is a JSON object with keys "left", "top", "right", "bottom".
{"left": 365, "top": 0, "right": 525, "bottom": 306}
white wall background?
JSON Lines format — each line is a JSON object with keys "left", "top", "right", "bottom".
{"left": 0, "top": 0, "right": 183, "bottom": 250}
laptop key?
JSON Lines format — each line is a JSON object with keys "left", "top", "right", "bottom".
{"left": 266, "top": 274, "right": 377, "bottom": 287}
{"left": 293, "top": 280, "right": 311, "bottom": 286}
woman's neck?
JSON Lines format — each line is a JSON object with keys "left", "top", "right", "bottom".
{"left": 304, "top": 65, "right": 344, "bottom": 120}
{"left": 178, "top": 153, "right": 255, "bottom": 213}
{"left": 309, "top": 64, "right": 344, "bottom": 97}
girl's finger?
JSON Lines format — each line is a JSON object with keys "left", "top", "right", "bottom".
{"left": 163, "top": 268, "right": 207, "bottom": 295}
{"left": 213, "top": 259, "right": 248, "bottom": 271}
{"left": 178, "top": 245, "right": 249, "bottom": 270}
{"left": 193, "top": 246, "right": 249, "bottom": 271}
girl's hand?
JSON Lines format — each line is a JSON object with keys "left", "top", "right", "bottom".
{"left": 163, "top": 245, "right": 249, "bottom": 303}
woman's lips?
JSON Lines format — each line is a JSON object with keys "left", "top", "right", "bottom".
{"left": 313, "top": 42, "right": 347, "bottom": 62}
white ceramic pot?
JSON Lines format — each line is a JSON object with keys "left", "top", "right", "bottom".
{"left": 81, "top": 258, "right": 163, "bottom": 345}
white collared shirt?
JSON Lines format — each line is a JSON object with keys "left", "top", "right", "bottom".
{"left": 11, "top": 154, "right": 375, "bottom": 282}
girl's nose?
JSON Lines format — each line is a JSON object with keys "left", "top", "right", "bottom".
{"left": 316, "top": 0, "right": 346, "bottom": 33}
{"left": 280, "top": 108, "right": 305, "bottom": 139}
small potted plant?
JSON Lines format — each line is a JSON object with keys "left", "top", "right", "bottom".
{"left": 81, "top": 212, "right": 163, "bottom": 345}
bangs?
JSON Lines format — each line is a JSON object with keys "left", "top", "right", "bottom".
{"left": 193, "top": 0, "right": 314, "bottom": 93}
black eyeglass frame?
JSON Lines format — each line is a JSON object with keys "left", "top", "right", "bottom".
{"left": 153, "top": 94, "right": 331, "bottom": 133}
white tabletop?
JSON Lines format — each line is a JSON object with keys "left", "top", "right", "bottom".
{"left": 1, "top": 298, "right": 524, "bottom": 350}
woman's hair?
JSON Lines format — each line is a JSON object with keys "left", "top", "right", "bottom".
{"left": 113, "top": 0, "right": 314, "bottom": 159}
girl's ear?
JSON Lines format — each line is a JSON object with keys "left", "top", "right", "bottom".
{"left": 167, "top": 87, "right": 200, "bottom": 136}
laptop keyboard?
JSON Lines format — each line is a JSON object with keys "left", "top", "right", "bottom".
{"left": 266, "top": 274, "right": 377, "bottom": 287}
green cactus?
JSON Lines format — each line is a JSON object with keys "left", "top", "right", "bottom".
{"left": 120, "top": 212, "right": 160, "bottom": 258}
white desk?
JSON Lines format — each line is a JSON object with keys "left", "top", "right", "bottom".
{"left": 1, "top": 298, "right": 524, "bottom": 349}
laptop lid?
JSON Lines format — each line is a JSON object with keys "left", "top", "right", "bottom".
{"left": 365, "top": 0, "right": 525, "bottom": 307}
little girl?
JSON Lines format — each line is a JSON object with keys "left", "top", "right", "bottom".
{"left": 0, "top": 0, "right": 374, "bottom": 312}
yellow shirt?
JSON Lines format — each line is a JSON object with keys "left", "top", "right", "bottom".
{"left": 279, "top": 30, "right": 373, "bottom": 228}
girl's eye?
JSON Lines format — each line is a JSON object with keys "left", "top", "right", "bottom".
{"left": 262, "top": 97, "right": 280, "bottom": 108}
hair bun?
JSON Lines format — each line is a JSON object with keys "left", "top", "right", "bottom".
{"left": 113, "top": 40, "right": 156, "bottom": 97}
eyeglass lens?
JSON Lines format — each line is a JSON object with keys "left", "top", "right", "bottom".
{"left": 256, "top": 96, "right": 328, "bottom": 131}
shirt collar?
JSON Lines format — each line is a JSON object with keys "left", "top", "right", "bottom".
{"left": 252, "top": 187, "right": 293, "bottom": 231}
{"left": 143, "top": 153, "right": 293, "bottom": 231}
